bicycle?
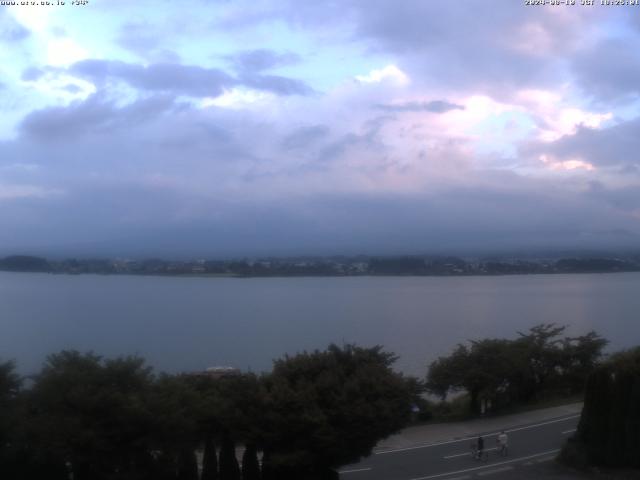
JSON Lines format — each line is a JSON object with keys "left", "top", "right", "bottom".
{"left": 470, "top": 443, "right": 488, "bottom": 462}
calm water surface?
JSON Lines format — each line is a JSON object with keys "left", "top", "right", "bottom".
{"left": 1, "top": 272, "right": 639, "bottom": 376}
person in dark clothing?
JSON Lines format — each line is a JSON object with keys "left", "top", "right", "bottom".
{"left": 476, "top": 436, "right": 485, "bottom": 459}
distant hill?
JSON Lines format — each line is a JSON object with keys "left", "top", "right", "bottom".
{"left": 0, "top": 255, "right": 51, "bottom": 272}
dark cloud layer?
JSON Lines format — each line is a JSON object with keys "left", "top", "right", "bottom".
{"left": 70, "top": 60, "right": 233, "bottom": 97}
{"left": 1, "top": 178, "right": 637, "bottom": 258}
{"left": 2, "top": 2, "right": 639, "bottom": 257}
{"left": 572, "top": 38, "right": 640, "bottom": 102}
{"left": 530, "top": 118, "right": 640, "bottom": 169}
{"left": 63, "top": 59, "right": 313, "bottom": 97}
{"left": 3, "top": 85, "right": 639, "bottom": 257}
{"left": 20, "top": 94, "right": 179, "bottom": 140}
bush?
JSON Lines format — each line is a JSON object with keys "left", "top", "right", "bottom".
{"left": 558, "top": 436, "right": 589, "bottom": 470}
{"left": 570, "top": 347, "right": 640, "bottom": 469}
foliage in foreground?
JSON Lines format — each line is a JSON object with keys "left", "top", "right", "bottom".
{"left": 560, "top": 347, "right": 640, "bottom": 470}
{"left": 0, "top": 344, "right": 416, "bottom": 480}
{"left": 261, "top": 345, "right": 416, "bottom": 478}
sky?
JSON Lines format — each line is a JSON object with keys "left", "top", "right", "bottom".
{"left": 1, "top": 0, "right": 640, "bottom": 258}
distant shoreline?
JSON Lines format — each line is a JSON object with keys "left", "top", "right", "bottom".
{"left": 2, "top": 253, "right": 639, "bottom": 278}
{"left": 3, "top": 269, "right": 640, "bottom": 279}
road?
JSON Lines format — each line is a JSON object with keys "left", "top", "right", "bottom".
{"left": 339, "top": 413, "right": 580, "bottom": 480}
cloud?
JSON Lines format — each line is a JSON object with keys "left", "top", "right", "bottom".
{"left": 0, "top": 11, "right": 31, "bottom": 41}
{"left": 228, "top": 49, "right": 300, "bottom": 72}
{"left": 21, "top": 67, "right": 46, "bottom": 81}
{"left": 1, "top": 1, "right": 639, "bottom": 256}
{"left": 216, "top": 0, "right": 594, "bottom": 96}
{"left": 46, "top": 37, "right": 89, "bottom": 67}
{"left": 376, "top": 100, "right": 464, "bottom": 113}
{"left": 281, "top": 125, "right": 330, "bottom": 150}
{"left": 19, "top": 94, "right": 179, "bottom": 140}
{"left": 355, "top": 65, "right": 409, "bottom": 86}
{"left": 2, "top": 81, "right": 640, "bottom": 256}
{"left": 116, "top": 22, "right": 162, "bottom": 53}
{"left": 239, "top": 73, "right": 313, "bottom": 96}
{"left": 571, "top": 38, "right": 640, "bottom": 102}
{"left": 527, "top": 117, "right": 640, "bottom": 169}
{"left": 116, "top": 22, "right": 182, "bottom": 63}
{"left": 586, "top": 182, "right": 640, "bottom": 213}
{"left": 223, "top": 49, "right": 312, "bottom": 95}
{"left": 64, "top": 59, "right": 313, "bottom": 98}
{"left": 0, "top": 184, "right": 61, "bottom": 201}
{"left": 70, "top": 60, "right": 234, "bottom": 98}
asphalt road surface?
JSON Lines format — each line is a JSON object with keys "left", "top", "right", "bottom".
{"left": 339, "top": 414, "right": 580, "bottom": 480}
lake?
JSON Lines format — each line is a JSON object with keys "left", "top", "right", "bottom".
{"left": 1, "top": 271, "right": 639, "bottom": 377}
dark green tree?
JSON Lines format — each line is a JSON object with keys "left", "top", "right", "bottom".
{"left": 146, "top": 374, "right": 202, "bottom": 478}
{"left": 426, "top": 325, "right": 608, "bottom": 415}
{"left": 559, "top": 331, "right": 609, "bottom": 394}
{"left": 512, "top": 324, "right": 567, "bottom": 401}
{"left": 189, "top": 372, "right": 264, "bottom": 480}
{"left": 241, "top": 443, "right": 261, "bottom": 480}
{"left": 260, "top": 344, "right": 414, "bottom": 478}
{"left": 177, "top": 448, "right": 198, "bottom": 480}
{"left": 219, "top": 435, "right": 241, "bottom": 480}
{"left": 0, "top": 360, "right": 20, "bottom": 443}
{"left": 427, "top": 340, "right": 516, "bottom": 414}
{"left": 201, "top": 435, "right": 218, "bottom": 480}
{"left": 571, "top": 347, "right": 640, "bottom": 468}
{"left": 0, "top": 361, "right": 22, "bottom": 477}
{"left": 27, "top": 351, "right": 155, "bottom": 480}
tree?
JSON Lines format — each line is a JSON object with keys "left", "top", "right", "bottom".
{"left": 426, "top": 325, "right": 608, "bottom": 415}
{"left": 570, "top": 347, "right": 640, "bottom": 468}
{"left": 0, "top": 361, "right": 22, "bottom": 477}
{"left": 241, "top": 443, "right": 261, "bottom": 480}
{"left": 426, "top": 340, "right": 515, "bottom": 414}
{"left": 260, "top": 344, "right": 414, "bottom": 478}
{"left": 559, "top": 331, "right": 609, "bottom": 394}
{"left": 146, "top": 374, "right": 202, "bottom": 479}
{"left": 201, "top": 435, "right": 219, "bottom": 480}
{"left": 177, "top": 448, "right": 198, "bottom": 480}
{"left": 0, "top": 360, "right": 20, "bottom": 442}
{"left": 189, "top": 372, "right": 264, "bottom": 480}
{"left": 27, "top": 351, "right": 155, "bottom": 480}
{"left": 426, "top": 344, "right": 468, "bottom": 400}
{"left": 218, "top": 435, "right": 241, "bottom": 480}
{"left": 512, "top": 324, "right": 567, "bottom": 401}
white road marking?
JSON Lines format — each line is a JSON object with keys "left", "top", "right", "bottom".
{"left": 409, "top": 449, "right": 560, "bottom": 480}
{"left": 477, "top": 466, "right": 514, "bottom": 476}
{"left": 375, "top": 415, "right": 579, "bottom": 455}
{"left": 339, "top": 467, "right": 372, "bottom": 474}
{"left": 445, "top": 476, "right": 471, "bottom": 480}
{"left": 444, "top": 447, "right": 498, "bottom": 459}
{"left": 561, "top": 429, "right": 576, "bottom": 434}
{"left": 536, "top": 456, "right": 555, "bottom": 463}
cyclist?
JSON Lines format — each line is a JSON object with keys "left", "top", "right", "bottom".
{"left": 476, "top": 435, "right": 485, "bottom": 460}
{"left": 496, "top": 431, "right": 508, "bottom": 456}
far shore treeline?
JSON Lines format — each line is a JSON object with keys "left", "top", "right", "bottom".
{"left": 0, "top": 324, "right": 615, "bottom": 479}
{"left": 2, "top": 253, "right": 640, "bottom": 277}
